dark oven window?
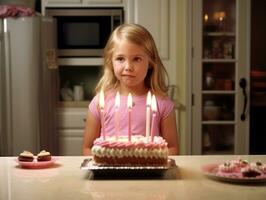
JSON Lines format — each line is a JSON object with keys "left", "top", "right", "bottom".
{"left": 57, "top": 16, "right": 111, "bottom": 49}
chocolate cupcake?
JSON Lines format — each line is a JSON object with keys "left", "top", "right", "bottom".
{"left": 18, "top": 151, "right": 34, "bottom": 162}
{"left": 37, "top": 150, "right": 52, "bottom": 162}
{"left": 241, "top": 166, "right": 261, "bottom": 177}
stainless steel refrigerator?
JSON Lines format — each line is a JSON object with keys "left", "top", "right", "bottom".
{"left": 0, "top": 16, "right": 57, "bottom": 156}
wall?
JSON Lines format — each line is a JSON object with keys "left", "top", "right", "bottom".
{"left": 175, "top": 0, "right": 189, "bottom": 154}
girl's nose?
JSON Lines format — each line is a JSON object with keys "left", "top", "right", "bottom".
{"left": 124, "top": 61, "right": 133, "bottom": 71}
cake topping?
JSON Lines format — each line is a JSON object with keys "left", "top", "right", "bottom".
{"left": 20, "top": 151, "right": 34, "bottom": 158}
{"left": 37, "top": 150, "right": 51, "bottom": 157}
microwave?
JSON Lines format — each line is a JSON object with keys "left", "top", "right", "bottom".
{"left": 46, "top": 8, "right": 123, "bottom": 57}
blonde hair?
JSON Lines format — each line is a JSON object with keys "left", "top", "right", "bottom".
{"left": 95, "top": 23, "right": 169, "bottom": 96}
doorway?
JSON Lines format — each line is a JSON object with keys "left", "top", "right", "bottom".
{"left": 249, "top": 1, "right": 266, "bottom": 154}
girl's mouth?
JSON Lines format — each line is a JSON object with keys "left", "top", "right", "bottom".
{"left": 122, "top": 74, "right": 135, "bottom": 78}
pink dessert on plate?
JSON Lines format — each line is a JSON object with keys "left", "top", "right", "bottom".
{"left": 216, "top": 157, "right": 266, "bottom": 178}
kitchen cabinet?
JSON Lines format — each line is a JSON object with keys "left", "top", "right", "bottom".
{"left": 57, "top": 107, "right": 87, "bottom": 155}
{"left": 191, "top": 0, "right": 249, "bottom": 155}
{"left": 125, "top": 0, "right": 177, "bottom": 85}
{"left": 42, "top": 0, "right": 124, "bottom": 9}
{"left": 83, "top": 0, "right": 123, "bottom": 4}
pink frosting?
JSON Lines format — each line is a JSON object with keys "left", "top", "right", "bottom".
{"left": 93, "top": 135, "right": 168, "bottom": 149}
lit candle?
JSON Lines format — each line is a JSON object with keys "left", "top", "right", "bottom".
{"left": 115, "top": 91, "right": 120, "bottom": 140}
{"left": 204, "top": 14, "right": 208, "bottom": 24}
{"left": 150, "top": 95, "right": 157, "bottom": 142}
{"left": 127, "top": 93, "right": 133, "bottom": 141}
{"left": 145, "top": 91, "right": 152, "bottom": 141}
{"left": 99, "top": 90, "right": 105, "bottom": 140}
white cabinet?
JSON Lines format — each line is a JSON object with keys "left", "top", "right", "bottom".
{"left": 42, "top": 0, "right": 124, "bottom": 9}
{"left": 125, "top": 0, "right": 177, "bottom": 84}
{"left": 83, "top": 0, "right": 123, "bottom": 4}
{"left": 57, "top": 107, "right": 87, "bottom": 155}
{"left": 44, "top": 0, "right": 82, "bottom": 3}
{"left": 191, "top": 0, "right": 249, "bottom": 155}
{"left": 126, "top": 0, "right": 169, "bottom": 59}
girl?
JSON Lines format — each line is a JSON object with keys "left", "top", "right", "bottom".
{"left": 82, "top": 23, "right": 178, "bottom": 155}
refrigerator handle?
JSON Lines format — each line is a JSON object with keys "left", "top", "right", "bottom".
{"left": 3, "top": 27, "right": 14, "bottom": 155}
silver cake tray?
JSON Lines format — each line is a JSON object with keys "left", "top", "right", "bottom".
{"left": 80, "top": 158, "right": 178, "bottom": 179}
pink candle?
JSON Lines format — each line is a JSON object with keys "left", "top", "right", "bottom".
{"left": 115, "top": 91, "right": 120, "bottom": 140}
{"left": 99, "top": 90, "right": 105, "bottom": 140}
{"left": 150, "top": 95, "right": 157, "bottom": 142}
{"left": 145, "top": 91, "right": 152, "bottom": 141}
{"left": 127, "top": 93, "right": 133, "bottom": 141}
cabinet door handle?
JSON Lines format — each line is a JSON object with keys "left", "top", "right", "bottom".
{"left": 239, "top": 78, "right": 248, "bottom": 121}
{"left": 83, "top": 118, "right": 87, "bottom": 122}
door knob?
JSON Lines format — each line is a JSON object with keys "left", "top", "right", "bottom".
{"left": 239, "top": 78, "right": 248, "bottom": 121}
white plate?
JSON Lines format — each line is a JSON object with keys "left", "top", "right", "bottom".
{"left": 202, "top": 163, "right": 266, "bottom": 183}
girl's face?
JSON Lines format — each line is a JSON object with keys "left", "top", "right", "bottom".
{"left": 112, "top": 40, "right": 149, "bottom": 95}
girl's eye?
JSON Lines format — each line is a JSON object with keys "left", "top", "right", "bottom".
{"left": 115, "top": 56, "right": 124, "bottom": 62}
{"left": 134, "top": 57, "right": 142, "bottom": 62}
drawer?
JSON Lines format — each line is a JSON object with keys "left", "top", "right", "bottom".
{"left": 57, "top": 108, "right": 87, "bottom": 129}
{"left": 58, "top": 129, "right": 83, "bottom": 156}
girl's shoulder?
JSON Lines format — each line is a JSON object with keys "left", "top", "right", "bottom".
{"left": 92, "top": 89, "right": 116, "bottom": 100}
{"left": 156, "top": 96, "right": 174, "bottom": 108}
{"left": 155, "top": 95, "right": 175, "bottom": 118}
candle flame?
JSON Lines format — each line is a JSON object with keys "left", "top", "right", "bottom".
{"left": 146, "top": 91, "right": 151, "bottom": 106}
{"left": 99, "top": 90, "right": 105, "bottom": 109}
{"left": 115, "top": 91, "right": 120, "bottom": 108}
{"left": 127, "top": 93, "right": 133, "bottom": 109}
{"left": 214, "top": 11, "right": 226, "bottom": 21}
{"left": 151, "top": 95, "right": 157, "bottom": 112}
{"left": 204, "top": 14, "right": 208, "bottom": 22}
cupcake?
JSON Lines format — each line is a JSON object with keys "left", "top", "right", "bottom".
{"left": 241, "top": 165, "right": 261, "bottom": 177}
{"left": 230, "top": 158, "right": 249, "bottom": 168}
{"left": 18, "top": 151, "right": 34, "bottom": 162}
{"left": 37, "top": 150, "right": 52, "bottom": 162}
{"left": 250, "top": 161, "right": 266, "bottom": 174}
{"left": 218, "top": 161, "right": 238, "bottom": 173}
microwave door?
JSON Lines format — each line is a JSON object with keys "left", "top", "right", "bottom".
{"left": 57, "top": 17, "right": 109, "bottom": 57}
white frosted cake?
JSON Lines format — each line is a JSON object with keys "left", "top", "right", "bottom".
{"left": 91, "top": 135, "right": 169, "bottom": 166}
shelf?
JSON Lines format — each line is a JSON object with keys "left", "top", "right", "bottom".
{"left": 202, "top": 121, "right": 236, "bottom": 125}
{"left": 202, "top": 90, "right": 235, "bottom": 94}
{"left": 58, "top": 57, "right": 103, "bottom": 66}
{"left": 203, "top": 32, "right": 235, "bottom": 37}
{"left": 57, "top": 101, "right": 90, "bottom": 108}
{"left": 202, "top": 59, "right": 236, "bottom": 63}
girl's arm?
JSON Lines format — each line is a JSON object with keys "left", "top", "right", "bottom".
{"left": 82, "top": 110, "right": 101, "bottom": 155}
{"left": 161, "top": 109, "right": 179, "bottom": 155}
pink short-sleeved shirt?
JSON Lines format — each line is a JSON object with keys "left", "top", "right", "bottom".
{"left": 89, "top": 92, "right": 174, "bottom": 137}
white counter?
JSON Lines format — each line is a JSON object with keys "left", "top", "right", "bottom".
{"left": 1, "top": 155, "right": 266, "bottom": 200}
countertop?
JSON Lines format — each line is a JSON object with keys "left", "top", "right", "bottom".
{"left": 1, "top": 155, "right": 266, "bottom": 200}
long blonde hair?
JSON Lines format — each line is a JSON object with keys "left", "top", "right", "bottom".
{"left": 95, "top": 23, "right": 169, "bottom": 96}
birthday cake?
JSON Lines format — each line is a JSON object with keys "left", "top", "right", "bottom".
{"left": 91, "top": 135, "right": 169, "bottom": 166}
